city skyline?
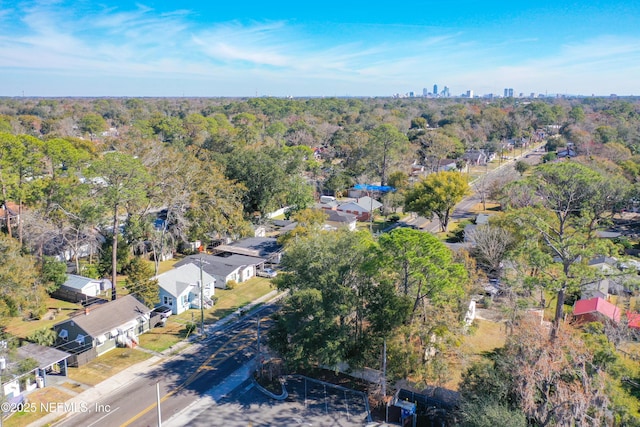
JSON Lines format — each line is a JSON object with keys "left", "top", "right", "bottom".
{"left": 0, "top": 0, "right": 639, "bottom": 97}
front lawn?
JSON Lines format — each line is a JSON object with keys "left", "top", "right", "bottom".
{"left": 138, "top": 320, "right": 189, "bottom": 352}
{"left": 67, "top": 348, "right": 152, "bottom": 386}
{"left": 4, "top": 387, "right": 73, "bottom": 427}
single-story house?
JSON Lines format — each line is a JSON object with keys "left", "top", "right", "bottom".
{"left": 52, "top": 295, "right": 152, "bottom": 366}
{"left": 59, "top": 274, "right": 112, "bottom": 298}
{"left": 214, "top": 237, "right": 283, "bottom": 264}
{"left": 557, "top": 148, "right": 577, "bottom": 158}
{"left": 324, "top": 210, "right": 357, "bottom": 231}
{"left": 155, "top": 263, "right": 216, "bottom": 315}
{"left": 336, "top": 197, "right": 383, "bottom": 221}
{"left": 1, "top": 344, "right": 71, "bottom": 408}
{"left": 462, "top": 150, "right": 494, "bottom": 166}
{"left": 437, "top": 159, "right": 458, "bottom": 172}
{"left": 175, "top": 253, "right": 266, "bottom": 288}
{"left": 588, "top": 256, "right": 618, "bottom": 273}
{"left": 573, "top": 297, "right": 621, "bottom": 324}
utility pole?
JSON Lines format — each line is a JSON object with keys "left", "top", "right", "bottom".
{"left": 199, "top": 256, "right": 205, "bottom": 337}
{"left": 381, "top": 338, "right": 387, "bottom": 397}
{"left": 156, "top": 382, "right": 162, "bottom": 427}
{"left": 257, "top": 317, "right": 261, "bottom": 358}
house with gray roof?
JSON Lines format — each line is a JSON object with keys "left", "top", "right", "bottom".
{"left": 175, "top": 253, "right": 266, "bottom": 288}
{"left": 155, "top": 263, "right": 216, "bottom": 315}
{"left": 336, "top": 197, "right": 383, "bottom": 221}
{"left": 1, "top": 344, "right": 71, "bottom": 406}
{"left": 52, "top": 295, "right": 152, "bottom": 366}
{"left": 214, "top": 237, "right": 283, "bottom": 264}
{"left": 325, "top": 210, "right": 357, "bottom": 231}
{"left": 57, "top": 274, "right": 112, "bottom": 299}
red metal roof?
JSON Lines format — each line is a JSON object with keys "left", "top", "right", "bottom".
{"left": 627, "top": 312, "right": 640, "bottom": 329}
{"left": 573, "top": 297, "right": 621, "bottom": 322}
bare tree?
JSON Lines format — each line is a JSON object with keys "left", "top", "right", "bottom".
{"left": 468, "top": 225, "right": 515, "bottom": 274}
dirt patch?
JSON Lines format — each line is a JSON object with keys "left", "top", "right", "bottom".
{"left": 474, "top": 308, "right": 506, "bottom": 322}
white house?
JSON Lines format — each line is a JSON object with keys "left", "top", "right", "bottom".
{"left": 324, "top": 210, "right": 357, "bottom": 231}
{"left": 59, "top": 274, "right": 112, "bottom": 298}
{"left": 174, "top": 254, "right": 266, "bottom": 289}
{"left": 155, "top": 264, "right": 216, "bottom": 315}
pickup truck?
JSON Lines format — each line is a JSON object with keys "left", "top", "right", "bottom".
{"left": 151, "top": 306, "right": 172, "bottom": 327}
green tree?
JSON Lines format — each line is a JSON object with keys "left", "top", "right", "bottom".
{"left": 270, "top": 230, "right": 410, "bottom": 369}
{"left": 90, "top": 152, "right": 150, "bottom": 300}
{"left": 514, "top": 160, "right": 530, "bottom": 176}
{"left": 40, "top": 256, "right": 67, "bottom": 293}
{"left": 27, "top": 328, "right": 57, "bottom": 346}
{"left": 125, "top": 257, "right": 159, "bottom": 308}
{"left": 78, "top": 113, "right": 107, "bottom": 136}
{"left": 502, "top": 162, "right": 618, "bottom": 336}
{"left": 405, "top": 171, "right": 470, "bottom": 232}
{"left": 366, "top": 124, "right": 408, "bottom": 186}
{"left": 0, "top": 234, "right": 47, "bottom": 318}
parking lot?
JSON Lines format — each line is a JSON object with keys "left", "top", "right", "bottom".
{"left": 183, "top": 376, "right": 371, "bottom": 427}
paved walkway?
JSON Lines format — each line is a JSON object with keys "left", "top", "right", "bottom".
{"left": 29, "top": 290, "right": 282, "bottom": 427}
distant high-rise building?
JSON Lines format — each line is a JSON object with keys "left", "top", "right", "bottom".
{"left": 409, "top": 91, "right": 415, "bottom": 97}
{"left": 423, "top": 88, "right": 428, "bottom": 97}
{"left": 433, "top": 84, "right": 438, "bottom": 97}
{"left": 508, "top": 88, "right": 514, "bottom": 97}
{"left": 504, "top": 88, "right": 509, "bottom": 97}
{"left": 530, "top": 92, "right": 536, "bottom": 98}
{"left": 442, "top": 86, "right": 450, "bottom": 97}
{"left": 466, "top": 90, "right": 474, "bottom": 98}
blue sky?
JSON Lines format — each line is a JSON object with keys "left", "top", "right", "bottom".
{"left": 0, "top": 0, "right": 639, "bottom": 97}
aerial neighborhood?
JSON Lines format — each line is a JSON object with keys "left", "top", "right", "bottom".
{"left": 1, "top": 96, "right": 640, "bottom": 426}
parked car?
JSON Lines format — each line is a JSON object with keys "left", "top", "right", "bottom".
{"left": 257, "top": 268, "right": 277, "bottom": 278}
{"left": 152, "top": 305, "right": 173, "bottom": 318}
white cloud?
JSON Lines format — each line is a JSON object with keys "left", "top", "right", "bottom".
{"left": 0, "top": 3, "right": 638, "bottom": 95}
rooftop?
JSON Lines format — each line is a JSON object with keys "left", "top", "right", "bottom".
{"left": 55, "top": 295, "right": 151, "bottom": 337}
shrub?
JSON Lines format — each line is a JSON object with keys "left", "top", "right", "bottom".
{"left": 226, "top": 280, "right": 237, "bottom": 290}
{"left": 184, "top": 322, "right": 197, "bottom": 336}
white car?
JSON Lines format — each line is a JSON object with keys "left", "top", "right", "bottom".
{"left": 257, "top": 268, "right": 277, "bottom": 278}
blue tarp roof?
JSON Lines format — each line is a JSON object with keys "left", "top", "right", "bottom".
{"left": 354, "top": 184, "right": 395, "bottom": 193}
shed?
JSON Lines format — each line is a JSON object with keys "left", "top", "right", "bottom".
{"left": 573, "top": 297, "right": 621, "bottom": 324}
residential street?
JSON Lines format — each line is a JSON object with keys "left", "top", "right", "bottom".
{"left": 422, "top": 146, "right": 544, "bottom": 233}
{"left": 54, "top": 304, "right": 277, "bottom": 427}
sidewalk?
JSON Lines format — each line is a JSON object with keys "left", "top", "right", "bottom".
{"left": 162, "top": 358, "right": 258, "bottom": 427}
{"left": 29, "top": 290, "right": 283, "bottom": 427}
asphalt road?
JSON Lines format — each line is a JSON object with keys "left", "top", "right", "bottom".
{"left": 422, "top": 146, "right": 545, "bottom": 233}
{"left": 57, "top": 304, "right": 278, "bottom": 427}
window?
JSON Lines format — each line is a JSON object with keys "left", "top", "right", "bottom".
{"left": 59, "top": 329, "right": 68, "bottom": 341}
{"left": 163, "top": 296, "right": 173, "bottom": 306}
{"left": 75, "top": 334, "right": 85, "bottom": 345}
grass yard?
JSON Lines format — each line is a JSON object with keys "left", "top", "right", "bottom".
{"left": 4, "top": 386, "right": 73, "bottom": 427}
{"left": 172, "top": 277, "right": 275, "bottom": 325}
{"left": 67, "top": 348, "right": 152, "bottom": 386}
{"left": 444, "top": 319, "right": 507, "bottom": 390}
{"left": 138, "top": 319, "right": 188, "bottom": 352}
{"left": 3, "top": 297, "right": 81, "bottom": 339}
{"left": 207, "top": 277, "right": 275, "bottom": 322}
{"left": 137, "top": 277, "right": 275, "bottom": 352}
